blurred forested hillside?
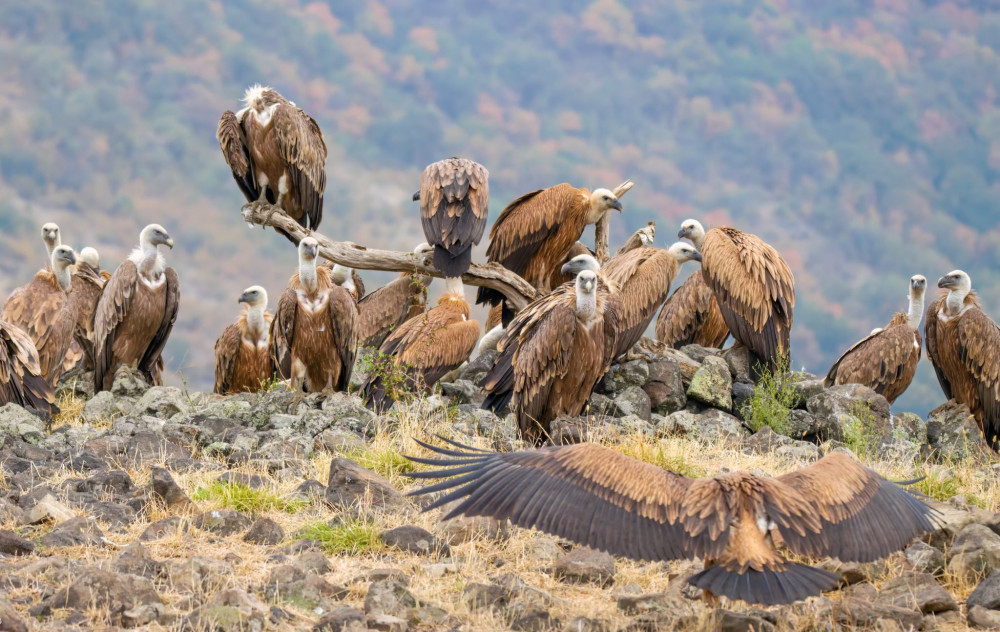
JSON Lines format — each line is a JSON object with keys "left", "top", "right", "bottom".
{"left": 0, "top": 0, "right": 998, "bottom": 413}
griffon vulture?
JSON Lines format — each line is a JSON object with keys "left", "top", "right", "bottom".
{"left": 214, "top": 286, "right": 274, "bottom": 395}
{"left": 0, "top": 319, "right": 57, "bottom": 414}
{"left": 270, "top": 238, "right": 358, "bottom": 392}
{"left": 407, "top": 439, "right": 938, "bottom": 606}
{"left": 655, "top": 271, "right": 729, "bottom": 349}
{"left": 415, "top": 158, "right": 489, "bottom": 277}
{"left": 327, "top": 263, "right": 364, "bottom": 302}
{"left": 79, "top": 247, "right": 112, "bottom": 281}
{"left": 925, "top": 270, "right": 1000, "bottom": 448}
{"left": 361, "top": 277, "right": 480, "bottom": 412}
{"left": 93, "top": 224, "right": 179, "bottom": 392}
{"left": 678, "top": 219, "right": 794, "bottom": 376}
{"left": 358, "top": 244, "right": 433, "bottom": 349}
{"left": 2, "top": 246, "right": 79, "bottom": 385}
{"left": 41, "top": 223, "right": 60, "bottom": 269}
{"left": 476, "top": 183, "right": 623, "bottom": 325}
{"left": 64, "top": 250, "right": 109, "bottom": 372}
{"left": 825, "top": 275, "right": 926, "bottom": 404}
{"left": 480, "top": 266, "right": 620, "bottom": 444}
{"left": 217, "top": 85, "right": 327, "bottom": 244}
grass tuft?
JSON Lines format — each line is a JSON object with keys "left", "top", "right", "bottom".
{"left": 298, "top": 519, "right": 382, "bottom": 555}
{"left": 741, "top": 355, "right": 796, "bottom": 436}
{"left": 342, "top": 444, "right": 415, "bottom": 480}
{"left": 191, "top": 481, "right": 307, "bottom": 514}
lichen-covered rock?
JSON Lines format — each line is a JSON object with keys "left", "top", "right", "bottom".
{"left": 721, "top": 346, "right": 751, "bottom": 384}
{"left": 191, "top": 509, "right": 253, "bottom": 537}
{"left": 42, "top": 567, "right": 162, "bottom": 624}
{"left": 133, "top": 386, "right": 193, "bottom": 419}
{"left": 183, "top": 589, "right": 268, "bottom": 632}
{"left": 0, "top": 404, "right": 46, "bottom": 444}
{"left": 611, "top": 386, "right": 652, "bottom": 421}
{"left": 968, "top": 571, "right": 1000, "bottom": 610}
{"left": 807, "top": 383, "right": 889, "bottom": 440}
{"left": 927, "top": 401, "right": 992, "bottom": 461}
{"left": 905, "top": 541, "right": 945, "bottom": 575}
{"left": 743, "top": 426, "right": 792, "bottom": 452}
{"left": 326, "top": 458, "right": 409, "bottom": 512}
{"left": 785, "top": 408, "right": 842, "bottom": 442}
{"left": 878, "top": 571, "right": 956, "bottom": 613}
{"left": 667, "top": 409, "right": 747, "bottom": 440}
{"left": 680, "top": 344, "right": 721, "bottom": 364}
{"left": 111, "top": 365, "right": 151, "bottom": 397}
{"left": 598, "top": 361, "right": 649, "bottom": 395}
{"left": 364, "top": 579, "right": 420, "bottom": 618}
{"left": 644, "top": 358, "right": 686, "bottom": 415}
{"left": 439, "top": 380, "right": 479, "bottom": 404}
{"left": 686, "top": 356, "right": 732, "bottom": 411}
{"left": 947, "top": 523, "right": 1000, "bottom": 581}
{"left": 892, "top": 412, "right": 928, "bottom": 444}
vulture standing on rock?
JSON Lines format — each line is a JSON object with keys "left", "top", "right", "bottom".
{"left": 678, "top": 219, "right": 794, "bottom": 376}
{"left": 825, "top": 275, "right": 926, "bottom": 404}
{"left": 357, "top": 244, "right": 433, "bottom": 349}
{"left": 66, "top": 248, "right": 109, "bottom": 372}
{"left": 655, "top": 270, "right": 729, "bottom": 349}
{"left": 271, "top": 238, "right": 358, "bottom": 393}
{"left": 925, "top": 270, "right": 1000, "bottom": 449}
{"left": 407, "top": 439, "right": 939, "bottom": 606}
{"left": 415, "top": 157, "right": 489, "bottom": 277}
{"left": 0, "top": 319, "right": 57, "bottom": 414}
{"left": 217, "top": 85, "right": 327, "bottom": 244}
{"left": 361, "top": 277, "right": 480, "bottom": 413}
{"left": 481, "top": 262, "right": 620, "bottom": 444}
{"left": 2, "top": 246, "right": 79, "bottom": 385}
{"left": 214, "top": 286, "right": 274, "bottom": 395}
{"left": 93, "top": 224, "right": 179, "bottom": 392}
{"left": 476, "top": 183, "right": 624, "bottom": 326}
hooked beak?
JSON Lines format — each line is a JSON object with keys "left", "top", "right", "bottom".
{"left": 62, "top": 251, "right": 77, "bottom": 265}
{"left": 238, "top": 292, "right": 252, "bottom": 304}
{"left": 937, "top": 276, "right": 952, "bottom": 289}
{"left": 677, "top": 229, "right": 687, "bottom": 239}
{"left": 610, "top": 199, "right": 623, "bottom": 212}
{"left": 412, "top": 191, "right": 420, "bottom": 202}
{"left": 163, "top": 236, "right": 174, "bottom": 249}
{"left": 561, "top": 261, "right": 576, "bottom": 276}
{"left": 691, "top": 251, "right": 703, "bottom": 262}
{"left": 584, "top": 279, "right": 595, "bottom": 292}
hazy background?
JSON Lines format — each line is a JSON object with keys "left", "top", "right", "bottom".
{"left": 0, "top": 0, "right": 998, "bottom": 414}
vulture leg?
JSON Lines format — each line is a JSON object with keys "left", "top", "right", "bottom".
{"left": 241, "top": 189, "right": 269, "bottom": 227}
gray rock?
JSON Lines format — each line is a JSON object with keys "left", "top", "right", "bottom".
{"left": 293, "top": 550, "right": 333, "bottom": 576}
{"left": 438, "top": 515, "right": 509, "bottom": 545}
{"left": 191, "top": 509, "right": 253, "bottom": 537}
{"left": 644, "top": 358, "right": 686, "bottom": 415}
{"left": 553, "top": 547, "right": 615, "bottom": 587}
{"left": 38, "top": 516, "right": 108, "bottom": 548}
{"left": 326, "top": 458, "right": 409, "bottom": 512}
{"left": 524, "top": 537, "right": 564, "bottom": 563}
{"left": 43, "top": 567, "right": 162, "bottom": 624}
{"left": 927, "top": 401, "right": 993, "bottom": 461}
{"left": 463, "top": 582, "right": 508, "bottom": 613}
{"left": 265, "top": 572, "right": 348, "bottom": 614}
{"left": 364, "top": 579, "right": 419, "bottom": 618}
{"left": 563, "top": 616, "right": 610, "bottom": 632}
{"left": 892, "top": 412, "right": 927, "bottom": 444}
{"left": 0, "top": 404, "right": 46, "bottom": 444}
{"left": 586, "top": 393, "right": 614, "bottom": 417}
{"left": 124, "top": 431, "right": 189, "bottom": 467}
{"left": 134, "top": 386, "right": 192, "bottom": 418}
{"left": 511, "top": 610, "right": 560, "bottom": 631}
{"left": 0, "top": 597, "right": 27, "bottom": 632}
{"left": 321, "top": 392, "right": 377, "bottom": 437}
{"left": 970, "top": 604, "right": 1000, "bottom": 629}
{"left": 743, "top": 426, "right": 792, "bottom": 452}
{"left": 113, "top": 541, "right": 167, "bottom": 580}
{"left": 721, "top": 346, "right": 751, "bottom": 384}
{"left": 612, "top": 386, "right": 652, "bottom": 421}
{"left": 686, "top": 356, "right": 732, "bottom": 411}
{"left": 730, "top": 382, "right": 755, "bottom": 420}
{"left": 183, "top": 588, "right": 268, "bottom": 632}
{"left": 716, "top": 609, "right": 775, "bottom": 632}
{"left": 825, "top": 597, "right": 922, "bottom": 629}
{"left": 969, "top": 571, "right": 1000, "bottom": 610}
{"left": 878, "top": 571, "right": 956, "bottom": 613}
{"left": 440, "top": 380, "right": 478, "bottom": 404}
{"left": 111, "top": 365, "right": 151, "bottom": 397}
{"left": 217, "top": 470, "right": 268, "bottom": 489}
{"left": 785, "top": 408, "right": 842, "bottom": 442}
{"left": 460, "top": 349, "right": 498, "bottom": 384}
{"left": 598, "top": 361, "right": 649, "bottom": 395}
{"left": 244, "top": 517, "right": 285, "bottom": 546}
{"left": 140, "top": 516, "right": 188, "bottom": 541}
{"left": 789, "top": 378, "right": 824, "bottom": 408}
{"left": 948, "top": 523, "right": 1000, "bottom": 580}
{"left": 905, "top": 541, "right": 945, "bottom": 575}
{"left": 314, "top": 606, "right": 366, "bottom": 631}
{"left": 366, "top": 612, "right": 408, "bottom": 631}
{"left": 819, "top": 559, "right": 888, "bottom": 585}
{"left": 150, "top": 467, "right": 193, "bottom": 511}
{"left": 26, "top": 494, "right": 75, "bottom": 524}
{"left": 380, "top": 525, "right": 448, "bottom": 556}
{"left": 774, "top": 442, "right": 820, "bottom": 463}
{"left": 668, "top": 408, "right": 748, "bottom": 440}
{"left": 807, "top": 384, "right": 890, "bottom": 441}
{"left": 680, "top": 344, "right": 720, "bottom": 364}
{"left": 0, "top": 529, "right": 33, "bottom": 556}
{"left": 617, "top": 592, "right": 688, "bottom": 615}
{"left": 168, "top": 556, "right": 234, "bottom": 594}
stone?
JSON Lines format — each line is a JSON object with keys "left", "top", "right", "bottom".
{"left": 113, "top": 541, "right": 167, "bottom": 580}
{"left": 381, "top": 525, "right": 448, "bottom": 556}
{"left": 463, "top": 583, "right": 508, "bottom": 613}
{"left": 947, "top": 523, "right": 1000, "bottom": 581}
{"left": 124, "top": 431, "right": 189, "bottom": 467}
{"left": 721, "top": 346, "right": 752, "bottom": 384}
{"left": 892, "top": 412, "right": 927, "bottom": 444}
{"left": 730, "top": 382, "right": 755, "bottom": 419}
{"left": 969, "top": 605, "right": 1000, "bottom": 629}
{"left": 969, "top": 571, "right": 1000, "bottom": 610}
{"left": 0, "top": 404, "right": 46, "bottom": 444}
{"left": 598, "top": 361, "right": 649, "bottom": 395}
{"left": 168, "top": 556, "right": 234, "bottom": 595}
{"left": 564, "top": 617, "right": 611, "bottom": 632}
{"left": 878, "top": 571, "right": 956, "bottom": 613}
{"left": 645, "top": 358, "right": 686, "bottom": 415}
{"left": 511, "top": 610, "right": 560, "bottom": 631}
{"left": 111, "top": 365, "right": 151, "bottom": 396}
{"left": 686, "top": 356, "right": 732, "bottom": 411}
{"left": 617, "top": 592, "right": 687, "bottom": 615}
{"left": 0, "top": 528, "right": 32, "bottom": 559}
{"left": 524, "top": 537, "right": 563, "bottom": 563}
{"left": 680, "top": 344, "right": 719, "bottom": 364}
{"left": 183, "top": 588, "right": 269, "bottom": 632}
{"left": 612, "top": 386, "right": 652, "bottom": 421}
{"left": 320, "top": 392, "right": 378, "bottom": 437}
{"left": 553, "top": 547, "right": 615, "bottom": 587}
{"left": 827, "top": 598, "right": 922, "bottom": 629}
{"left": 743, "top": 426, "right": 791, "bottom": 452}
{"left": 149, "top": 467, "right": 193, "bottom": 511}
{"left": 785, "top": 408, "right": 841, "bottom": 442}
{"left": 668, "top": 408, "right": 748, "bottom": 440}
{"left": 326, "top": 458, "right": 409, "bottom": 512}
{"left": 366, "top": 613, "right": 408, "bottom": 631}
{"left": 905, "top": 541, "right": 945, "bottom": 575}
{"left": 140, "top": 516, "right": 188, "bottom": 541}
{"left": 819, "top": 559, "right": 887, "bottom": 585}
{"left": 807, "top": 384, "right": 889, "bottom": 441}
{"left": 549, "top": 416, "right": 588, "bottom": 445}
{"left": 314, "top": 606, "right": 366, "bottom": 631}
{"left": 716, "top": 609, "right": 775, "bottom": 632}
{"left": 927, "top": 401, "right": 993, "bottom": 461}
{"left": 25, "top": 494, "right": 75, "bottom": 524}
{"left": 294, "top": 551, "right": 333, "bottom": 576}
{"left": 44, "top": 567, "right": 162, "bottom": 624}
{"left": 265, "top": 573, "right": 348, "bottom": 614}
{"left": 191, "top": 509, "right": 253, "bottom": 537}
{"left": 438, "top": 515, "right": 509, "bottom": 544}
{"left": 364, "top": 579, "right": 419, "bottom": 618}
{"left": 440, "top": 379, "right": 478, "bottom": 404}
{"left": 39, "top": 516, "right": 108, "bottom": 548}
{"left": 789, "top": 379, "right": 824, "bottom": 408}
{"left": 244, "top": 517, "right": 285, "bottom": 545}
{"left": 0, "top": 597, "right": 27, "bottom": 632}
{"left": 134, "top": 386, "right": 192, "bottom": 418}
{"left": 217, "top": 470, "right": 268, "bottom": 489}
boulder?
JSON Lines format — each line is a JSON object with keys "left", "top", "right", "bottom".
{"left": 364, "top": 579, "right": 419, "bottom": 618}
{"left": 785, "top": 409, "right": 841, "bottom": 442}
{"left": 598, "top": 361, "right": 649, "bottom": 395}
{"left": 730, "top": 382, "right": 755, "bottom": 420}
{"left": 877, "top": 571, "right": 956, "bottom": 613}
{"left": 124, "top": 431, "right": 190, "bottom": 467}
{"left": 905, "top": 541, "right": 945, "bottom": 575}
{"left": 183, "top": 589, "right": 269, "bottom": 632}
{"left": 326, "top": 458, "right": 409, "bottom": 512}
{"left": 113, "top": 541, "right": 167, "bottom": 580}
{"left": 81, "top": 391, "right": 136, "bottom": 424}
{"left": 666, "top": 409, "right": 748, "bottom": 440}
{"left": 43, "top": 567, "right": 162, "bottom": 624}
{"left": 721, "top": 346, "right": 751, "bottom": 384}
{"left": 133, "top": 386, "right": 192, "bottom": 418}
{"left": 0, "top": 404, "right": 46, "bottom": 444}
{"left": 380, "top": 525, "right": 448, "bottom": 556}
{"left": 244, "top": 517, "right": 285, "bottom": 546}
{"left": 190, "top": 509, "right": 253, "bottom": 537}
{"left": 314, "top": 606, "right": 366, "bottom": 632}
{"left": 948, "top": 523, "right": 1000, "bottom": 581}
{"left": 927, "top": 401, "right": 992, "bottom": 461}
{"left": 0, "top": 530, "right": 33, "bottom": 556}
{"left": 0, "top": 597, "right": 27, "bottom": 632}
{"left": 644, "top": 358, "right": 686, "bottom": 415}
{"left": 149, "top": 467, "right": 193, "bottom": 511}
{"left": 553, "top": 547, "right": 615, "bottom": 587}
{"left": 892, "top": 412, "right": 927, "bottom": 444}
{"left": 968, "top": 604, "right": 1000, "bottom": 629}
{"left": 611, "top": 386, "right": 652, "bottom": 421}
{"left": 807, "top": 384, "right": 889, "bottom": 441}
{"left": 686, "top": 356, "right": 732, "bottom": 411}
{"left": 969, "top": 571, "right": 1000, "bottom": 610}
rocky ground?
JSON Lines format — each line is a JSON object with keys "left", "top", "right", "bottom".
{"left": 0, "top": 342, "right": 999, "bottom": 631}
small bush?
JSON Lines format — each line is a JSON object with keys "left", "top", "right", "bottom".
{"left": 741, "top": 354, "right": 796, "bottom": 435}
{"left": 842, "top": 401, "right": 884, "bottom": 461}
{"left": 356, "top": 349, "right": 418, "bottom": 402}
{"left": 191, "top": 481, "right": 307, "bottom": 514}
{"left": 298, "top": 519, "right": 381, "bottom": 555}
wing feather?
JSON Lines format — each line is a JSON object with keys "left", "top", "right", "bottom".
{"left": 327, "top": 286, "right": 359, "bottom": 392}
{"left": 138, "top": 267, "right": 179, "bottom": 386}
{"left": 270, "top": 287, "right": 298, "bottom": 380}
{"left": 93, "top": 261, "right": 140, "bottom": 391}
{"left": 604, "top": 248, "right": 677, "bottom": 357}
{"left": 213, "top": 323, "right": 240, "bottom": 395}
{"left": 955, "top": 306, "right": 1000, "bottom": 446}
{"left": 272, "top": 103, "right": 327, "bottom": 231}
{"left": 420, "top": 158, "right": 489, "bottom": 277}
{"left": 217, "top": 110, "right": 258, "bottom": 202}
{"left": 924, "top": 294, "right": 951, "bottom": 399}
{"left": 825, "top": 315, "right": 921, "bottom": 403}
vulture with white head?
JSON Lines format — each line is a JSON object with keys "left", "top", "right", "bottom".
{"left": 678, "top": 219, "right": 794, "bottom": 376}
{"left": 93, "top": 224, "right": 179, "bottom": 391}
{"left": 415, "top": 158, "right": 489, "bottom": 277}
{"left": 358, "top": 244, "right": 433, "bottom": 349}
{"left": 214, "top": 286, "right": 275, "bottom": 395}
{"left": 79, "top": 247, "right": 112, "bottom": 281}
{"left": 217, "top": 85, "right": 327, "bottom": 244}
{"left": 925, "top": 270, "right": 1000, "bottom": 449}
{"left": 41, "top": 223, "right": 60, "bottom": 269}
{"left": 825, "top": 275, "right": 926, "bottom": 404}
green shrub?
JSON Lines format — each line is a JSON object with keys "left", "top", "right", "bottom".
{"left": 741, "top": 355, "right": 796, "bottom": 435}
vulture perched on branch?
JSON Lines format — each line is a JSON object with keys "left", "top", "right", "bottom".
{"left": 407, "top": 439, "right": 939, "bottom": 606}
{"left": 679, "top": 220, "right": 794, "bottom": 376}
{"left": 415, "top": 158, "right": 489, "bottom": 277}
{"left": 357, "top": 244, "right": 433, "bottom": 349}
{"left": 93, "top": 224, "right": 179, "bottom": 392}
{"left": 218, "top": 85, "right": 327, "bottom": 244}
{"left": 271, "top": 237, "right": 358, "bottom": 392}
{"left": 925, "top": 270, "right": 1000, "bottom": 449}
{"left": 361, "top": 277, "right": 480, "bottom": 412}
{"left": 476, "top": 182, "right": 626, "bottom": 326}
{"left": 0, "top": 319, "right": 57, "bottom": 414}
{"left": 2, "top": 245, "right": 79, "bottom": 385}
{"left": 655, "top": 270, "right": 730, "bottom": 349}
{"left": 825, "top": 275, "right": 926, "bottom": 404}
{"left": 214, "top": 286, "right": 275, "bottom": 395}
{"left": 481, "top": 260, "right": 620, "bottom": 444}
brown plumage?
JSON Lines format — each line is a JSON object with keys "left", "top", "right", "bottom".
{"left": 2, "top": 246, "right": 80, "bottom": 386}
{"left": 408, "top": 440, "right": 938, "bottom": 606}
{"left": 270, "top": 238, "right": 358, "bottom": 392}
{"left": 476, "top": 183, "right": 623, "bottom": 325}
{"left": 826, "top": 275, "right": 926, "bottom": 404}
{"left": 480, "top": 268, "right": 620, "bottom": 444}
{"left": 214, "top": 286, "right": 275, "bottom": 395}
{"left": 655, "top": 271, "right": 730, "bottom": 349}
{"left": 66, "top": 255, "right": 108, "bottom": 371}
{"left": 614, "top": 221, "right": 656, "bottom": 257}
{"left": 415, "top": 158, "right": 489, "bottom": 277}
{"left": 925, "top": 270, "right": 1000, "bottom": 448}
{"left": 0, "top": 320, "right": 57, "bottom": 414}
{"left": 93, "top": 225, "right": 179, "bottom": 392}
{"left": 546, "top": 242, "right": 594, "bottom": 290}
{"left": 218, "top": 85, "right": 327, "bottom": 244}
{"left": 358, "top": 245, "right": 432, "bottom": 349}
{"left": 680, "top": 220, "right": 794, "bottom": 375}
{"left": 361, "top": 278, "right": 480, "bottom": 412}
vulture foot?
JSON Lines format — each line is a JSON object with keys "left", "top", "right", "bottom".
{"left": 241, "top": 200, "right": 263, "bottom": 226}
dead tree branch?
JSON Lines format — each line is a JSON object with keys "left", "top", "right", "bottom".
{"left": 595, "top": 179, "right": 636, "bottom": 263}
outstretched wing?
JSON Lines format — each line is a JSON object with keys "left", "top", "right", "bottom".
{"left": 272, "top": 103, "right": 327, "bottom": 231}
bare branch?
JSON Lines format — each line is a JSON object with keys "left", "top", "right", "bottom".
{"left": 241, "top": 204, "right": 539, "bottom": 310}
{"left": 595, "top": 179, "right": 637, "bottom": 263}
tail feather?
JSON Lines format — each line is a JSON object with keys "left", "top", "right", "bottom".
{"left": 22, "top": 373, "right": 58, "bottom": 417}
{"left": 688, "top": 563, "right": 840, "bottom": 606}
{"left": 433, "top": 246, "right": 472, "bottom": 278}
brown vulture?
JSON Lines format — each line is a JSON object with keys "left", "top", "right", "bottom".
{"left": 2, "top": 245, "right": 79, "bottom": 386}
{"left": 217, "top": 85, "right": 327, "bottom": 244}
{"left": 270, "top": 238, "right": 358, "bottom": 392}
{"left": 361, "top": 277, "right": 480, "bottom": 412}
{"left": 825, "top": 275, "right": 926, "bottom": 404}
{"left": 925, "top": 270, "right": 1000, "bottom": 448}
{"left": 358, "top": 244, "right": 433, "bottom": 349}
{"left": 415, "top": 157, "right": 489, "bottom": 277}
{"left": 61, "top": 251, "right": 108, "bottom": 374}
{"left": 679, "top": 219, "right": 794, "bottom": 376}
{"left": 480, "top": 266, "right": 620, "bottom": 444}
{"left": 80, "top": 247, "right": 112, "bottom": 282}
{"left": 327, "top": 263, "right": 365, "bottom": 302}
{"left": 476, "top": 183, "right": 623, "bottom": 325}
{"left": 214, "top": 286, "right": 275, "bottom": 395}
{"left": 655, "top": 270, "right": 730, "bottom": 349}
{"left": 93, "top": 224, "right": 179, "bottom": 392}
{"left": 407, "top": 440, "right": 939, "bottom": 606}
{"left": 0, "top": 319, "right": 57, "bottom": 414}
{"left": 598, "top": 242, "right": 702, "bottom": 359}
{"left": 41, "top": 223, "right": 60, "bottom": 269}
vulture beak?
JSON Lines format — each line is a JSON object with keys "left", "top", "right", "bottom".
{"left": 610, "top": 199, "right": 623, "bottom": 212}
{"left": 691, "top": 251, "right": 703, "bottom": 262}
{"left": 677, "top": 228, "right": 687, "bottom": 239}
{"left": 412, "top": 191, "right": 421, "bottom": 201}
{"left": 238, "top": 292, "right": 252, "bottom": 304}
{"left": 561, "top": 261, "right": 576, "bottom": 276}
{"left": 584, "top": 279, "right": 595, "bottom": 292}
{"left": 62, "top": 250, "right": 77, "bottom": 265}
{"left": 164, "top": 236, "right": 175, "bottom": 249}
{"left": 937, "top": 276, "right": 952, "bottom": 289}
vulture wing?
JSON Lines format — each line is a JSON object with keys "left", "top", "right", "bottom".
{"left": 217, "top": 110, "right": 258, "bottom": 202}
{"left": 419, "top": 158, "right": 490, "bottom": 277}
{"left": 272, "top": 103, "right": 327, "bottom": 231}
{"left": 213, "top": 323, "right": 240, "bottom": 395}
{"left": 358, "top": 274, "right": 426, "bottom": 349}
{"left": 327, "top": 286, "right": 359, "bottom": 392}
{"left": 93, "top": 261, "right": 139, "bottom": 391}
{"left": 656, "top": 271, "right": 728, "bottom": 348}
{"left": 761, "top": 452, "right": 938, "bottom": 562}
{"left": 604, "top": 248, "right": 676, "bottom": 357}
{"left": 138, "top": 267, "right": 179, "bottom": 386}
{"left": 270, "top": 287, "right": 298, "bottom": 380}
{"left": 0, "top": 321, "right": 55, "bottom": 413}
{"left": 955, "top": 306, "right": 1000, "bottom": 447}
{"left": 923, "top": 295, "right": 952, "bottom": 399}
{"left": 824, "top": 315, "right": 921, "bottom": 401}
{"left": 69, "top": 264, "right": 106, "bottom": 368}
{"left": 1, "top": 275, "right": 76, "bottom": 382}
{"left": 407, "top": 440, "right": 730, "bottom": 562}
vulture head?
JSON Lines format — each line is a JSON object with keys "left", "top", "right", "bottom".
{"left": 413, "top": 242, "right": 435, "bottom": 262}
{"left": 938, "top": 270, "right": 971, "bottom": 293}
{"left": 678, "top": 219, "right": 707, "bottom": 248}
{"left": 666, "top": 241, "right": 702, "bottom": 264}
{"left": 238, "top": 285, "right": 268, "bottom": 309}
{"left": 41, "top": 223, "right": 61, "bottom": 251}
{"left": 51, "top": 245, "right": 77, "bottom": 292}
{"left": 587, "top": 188, "right": 623, "bottom": 222}
{"left": 298, "top": 237, "right": 320, "bottom": 263}
{"left": 140, "top": 224, "right": 174, "bottom": 250}
{"left": 79, "top": 247, "right": 100, "bottom": 271}
{"left": 575, "top": 270, "right": 598, "bottom": 314}
{"left": 910, "top": 275, "right": 927, "bottom": 295}
{"left": 561, "top": 253, "right": 601, "bottom": 278}
{"left": 242, "top": 84, "right": 284, "bottom": 113}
